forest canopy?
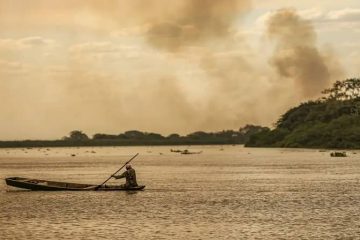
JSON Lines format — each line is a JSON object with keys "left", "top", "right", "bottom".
{"left": 246, "top": 78, "right": 360, "bottom": 149}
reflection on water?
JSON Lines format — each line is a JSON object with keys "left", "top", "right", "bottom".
{"left": 1, "top": 146, "right": 360, "bottom": 239}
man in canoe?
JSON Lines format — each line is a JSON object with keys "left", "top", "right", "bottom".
{"left": 112, "top": 164, "right": 138, "bottom": 188}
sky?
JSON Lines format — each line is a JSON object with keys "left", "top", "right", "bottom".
{"left": 0, "top": 0, "right": 359, "bottom": 140}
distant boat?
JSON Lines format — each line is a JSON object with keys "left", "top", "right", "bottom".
{"left": 170, "top": 149, "right": 183, "bottom": 153}
{"left": 5, "top": 177, "right": 145, "bottom": 191}
{"left": 181, "top": 150, "right": 203, "bottom": 155}
{"left": 170, "top": 149, "right": 203, "bottom": 154}
{"left": 330, "top": 152, "right": 347, "bottom": 157}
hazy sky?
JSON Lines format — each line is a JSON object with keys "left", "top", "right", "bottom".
{"left": 0, "top": 0, "right": 359, "bottom": 140}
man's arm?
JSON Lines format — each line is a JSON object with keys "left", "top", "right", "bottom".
{"left": 113, "top": 171, "right": 126, "bottom": 179}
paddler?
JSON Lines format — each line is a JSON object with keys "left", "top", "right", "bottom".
{"left": 112, "top": 164, "right": 138, "bottom": 188}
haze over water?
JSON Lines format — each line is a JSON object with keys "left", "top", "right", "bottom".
{"left": 1, "top": 145, "right": 360, "bottom": 239}
{"left": 1, "top": 0, "right": 360, "bottom": 140}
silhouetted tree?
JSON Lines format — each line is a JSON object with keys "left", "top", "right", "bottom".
{"left": 247, "top": 78, "right": 360, "bottom": 148}
{"left": 187, "top": 131, "right": 211, "bottom": 139}
{"left": 167, "top": 133, "right": 181, "bottom": 140}
{"left": 239, "top": 124, "right": 269, "bottom": 135}
{"left": 65, "top": 130, "right": 89, "bottom": 141}
{"left": 124, "top": 130, "right": 145, "bottom": 139}
{"left": 93, "top": 134, "right": 118, "bottom": 140}
{"left": 322, "top": 78, "right": 360, "bottom": 101}
{"left": 145, "top": 133, "right": 165, "bottom": 140}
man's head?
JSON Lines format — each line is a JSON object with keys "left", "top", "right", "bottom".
{"left": 126, "top": 164, "right": 132, "bottom": 170}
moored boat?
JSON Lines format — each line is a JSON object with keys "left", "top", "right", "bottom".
{"left": 5, "top": 177, "right": 145, "bottom": 191}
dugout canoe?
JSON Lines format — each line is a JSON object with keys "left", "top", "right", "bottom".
{"left": 5, "top": 177, "right": 145, "bottom": 191}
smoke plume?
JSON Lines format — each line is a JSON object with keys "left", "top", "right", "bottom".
{"left": 266, "top": 9, "right": 337, "bottom": 98}
{"left": 0, "top": 1, "right": 347, "bottom": 139}
{"left": 146, "top": 0, "right": 251, "bottom": 51}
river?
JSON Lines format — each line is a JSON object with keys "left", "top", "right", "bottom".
{"left": 0, "top": 145, "right": 359, "bottom": 239}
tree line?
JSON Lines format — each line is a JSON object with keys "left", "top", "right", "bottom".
{"left": 246, "top": 78, "right": 360, "bottom": 149}
{"left": 0, "top": 125, "right": 268, "bottom": 148}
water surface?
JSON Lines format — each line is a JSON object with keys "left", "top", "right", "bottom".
{"left": 1, "top": 146, "right": 360, "bottom": 239}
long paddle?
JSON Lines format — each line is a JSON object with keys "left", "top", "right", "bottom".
{"left": 95, "top": 153, "right": 139, "bottom": 190}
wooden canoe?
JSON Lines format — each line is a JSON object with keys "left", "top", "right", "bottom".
{"left": 5, "top": 177, "right": 145, "bottom": 191}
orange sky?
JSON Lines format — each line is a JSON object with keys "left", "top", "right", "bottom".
{"left": 0, "top": 0, "right": 359, "bottom": 140}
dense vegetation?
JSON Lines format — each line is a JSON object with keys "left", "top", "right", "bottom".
{"left": 246, "top": 78, "right": 360, "bottom": 149}
{"left": 0, "top": 125, "right": 267, "bottom": 148}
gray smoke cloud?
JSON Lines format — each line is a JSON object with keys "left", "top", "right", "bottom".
{"left": 266, "top": 9, "right": 341, "bottom": 98}
{"left": 0, "top": 2, "right": 346, "bottom": 139}
{"left": 67, "top": 0, "right": 255, "bottom": 134}
{"left": 142, "top": 0, "right": 268, "bottom": 130}
{"left": 146, "top": 0, "right": 251, "bottom": 51}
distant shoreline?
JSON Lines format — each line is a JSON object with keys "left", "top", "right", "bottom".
{"left": 0, "top": 140, "right": 356, "bottom": 150}
{"left": 0, "top": 125, "right": 266, "bottom": 149}
{"left": 0, "top": 140, "right": 243, "bottom": 148}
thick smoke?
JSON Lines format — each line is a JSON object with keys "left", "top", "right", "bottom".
{"left": 146, "top": 0, "right": 251, "bottom": 51}
{"left": 141, "top": 0, "right": 276, "bottom": 130}
{"left": 0, "top": 1, "right": 346, "bottom": 139}
{"left": 266, "top": 9, "right": 335, "bottom": 98}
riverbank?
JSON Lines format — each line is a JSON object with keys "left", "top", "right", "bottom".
{"left": 0, "top": 139, "right": 244, "bottom": 148}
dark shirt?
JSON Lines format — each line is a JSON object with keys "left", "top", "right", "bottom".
{"left": 115, "top": 168, "right": 138, "bottom": 187}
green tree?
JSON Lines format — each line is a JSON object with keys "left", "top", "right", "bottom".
{"left": 124, "top": 130, "right": 145, "bottom": 139}
{"left": 322, "top": 78, "right": 360, "bottom": 101}
{"left": 65, "top": 130, "right": 89, "bottom": 141}
{"left": 167, "top": 133, "right": 181, "bottom": 140}
{"left": 93, "top": 134, "right": 118, "bottom": 140}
